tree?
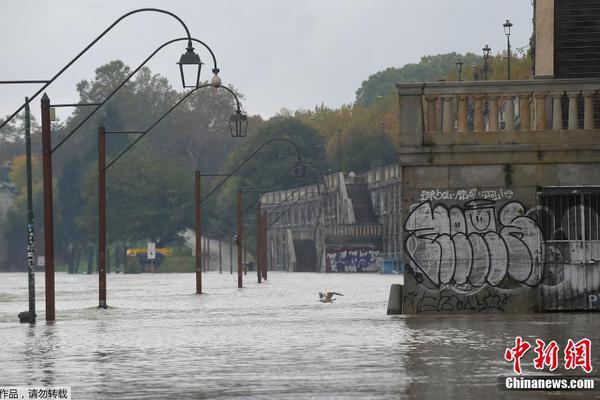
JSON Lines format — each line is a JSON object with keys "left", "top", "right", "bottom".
{"left": 355, "top": 52, "right": 483, "bottom": 106}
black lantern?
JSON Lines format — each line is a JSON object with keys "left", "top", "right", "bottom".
{"left": 228, "top": 110, "right": 248, "bottom": 137}
{"left": 177, "top": 43, "right": 202, "bottom": 88}
{"left": 503, "top": 20, "right": 513, "bottom": 36}
{"left": 294, "top": 159, "right": 306, "bottom": 178}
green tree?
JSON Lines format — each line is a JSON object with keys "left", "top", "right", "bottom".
{"left": 355, "top": 52, "right": 483, "bottom": 106}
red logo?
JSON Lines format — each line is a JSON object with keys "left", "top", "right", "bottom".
{"left": 505, "top": 337, "right": 592, "bottom": 374}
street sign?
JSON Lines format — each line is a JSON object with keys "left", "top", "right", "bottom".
{"left": 147, "top": 242, "right": 156, "bottom": 260}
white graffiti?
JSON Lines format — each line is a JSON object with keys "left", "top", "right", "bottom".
{"left": 404, "top": 200, "right": 543, "bottom": 290}
{"left": 420, "top": 188, "right": 514, "bottom": 202}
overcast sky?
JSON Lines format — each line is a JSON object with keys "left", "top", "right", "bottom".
{"left": 0, "top": 0, "right": 533, "bottom": 123}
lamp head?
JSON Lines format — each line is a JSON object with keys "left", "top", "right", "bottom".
{"left": 294, "top": 159, "right": 306, "bottom": 178}
{"left": 483, "top": 44, "right": 491, "bottom": 57}
{"left": 228, "top": 110, "right": 248, "bottom": 137}
{"left": 503, "top": 20, "right": 512, "bottom": 36}
{"left": 177, "top": 44, "right": 203, "bottom": 88}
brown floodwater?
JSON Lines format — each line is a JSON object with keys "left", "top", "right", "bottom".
{"left": 0, "top": 272, "right": 598, "bottom": 399}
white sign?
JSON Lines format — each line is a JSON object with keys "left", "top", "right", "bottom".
{"left": 147, "top": 242, "right": 156, "bottom": 260}
{"left": 37, "top": 256, "right": 45, "bottom": 267}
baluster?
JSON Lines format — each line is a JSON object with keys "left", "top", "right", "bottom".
{"left": 504, "top": 96, "right": 515, "bottom": 131}
{"left": 473, "top": 95, "right": 484, "bottom": 133}
{"left": 519, "top": 93, "right": 531, "bottom": 131}
{"left": 567, "top": 92, "right": 580, "bottom": 130}
{"left": 457, "top": 95, "right": 468, "bottom": 133}
{"left": 552, "top": 92, "right": 564, "bottom": 131}
{"left": 584, "top": 91, "right": 595, "bottom": 130}
{"left": 488, "top": 95, "right": 499, "bottom": 131}
{"left": 441, "top": 96, "right": 453, "bottom": 133}
{"left": 534, "top": 92, "right": 547, "bottom": 131}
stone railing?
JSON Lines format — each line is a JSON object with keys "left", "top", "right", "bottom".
{"left": 366, "top": 164, "right": 401, "bottom": 186}
{"left": 397, "top": 79, "right": 600, "bottom": 144}
{"left": 323, "top": 224, "right": 381, "bottom": 239}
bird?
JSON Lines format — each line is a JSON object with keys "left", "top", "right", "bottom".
{"left": 319, "top": 292, "right": 343, "bottom": 303}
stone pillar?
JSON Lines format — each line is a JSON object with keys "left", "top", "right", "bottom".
{"left": 567, "top": 92, "right": 580, "bottom": 130}
{"left": 504, "top": 96, "right": 514, "bottom": 131}
{"left": 457, "top": 95, "right": 468, "bottom": 133}
{"left": 397, "top": 85, "right": 425, "bottom": 146}
{"left": 534, "top": 0, "right": 554, "bottom": 78}
{"left": 534, "top": 92, "right": 547, "bottom": 131}
{"left": 519, "top": 93, "right": 531, "bottom": 131}
{"left": 584, "top": 91, "right": 595, "bottom": 130}
{"left": 488, "top": 95, "right": 499, "bottom": 131}
{"left": 425, "top": 96, "right": 438, "bottom": 133}
{"left": 473, "top": 95, "right": 484, "bottom": 132}
{"left": 441, "top": 96, "right": 453, "bottom": 133}
{"left": 552, "top": 93, "right": 563, "bottom": 131}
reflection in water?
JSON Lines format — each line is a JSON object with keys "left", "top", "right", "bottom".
{"left": 0, "top": 272, "right": 598, "bottom": 399}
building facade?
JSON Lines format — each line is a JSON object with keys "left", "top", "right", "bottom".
{"left": 261, "top": 165, "right": 401, "bottom": 274}
{"left": 398, "top": 0, "right": 600, "bottom": 313}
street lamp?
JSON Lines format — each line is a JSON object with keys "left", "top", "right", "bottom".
{"left": 194, "top": 138, "right": 305, "bottom": 289}
{"left": 503, "top": 19, "right": 513, "bottom": 80}
{"left": 483, "top": 44, "right": 492, "bottom": 80}
{"left": 22, "top": 19, "right": 219, "bottom": 322}
{"left": 98, "top": 84, "right": 244, "bottom": 303}
{"left": 0, "top": 8, "right": 203, "bottom": 132}
{"left": 456, "top": 59, "right": 464, "bottom": 81}
{"left": 228, "top": 110, "right": 249, "bottom": 138}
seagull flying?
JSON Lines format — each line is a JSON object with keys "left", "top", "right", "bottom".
{"left": 319, "top": 292, "right": 343, "bottom": 303}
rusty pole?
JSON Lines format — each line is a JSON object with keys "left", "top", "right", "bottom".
{"left": 195, "top": 171, "right": 202, "bottom": 294}
{"left": 98, "top": 126, "right": 107, "bottom": 309}
{"left": 41, "top": 94, "right": 55, "bottom": 322}
{"left": 262, "top": 211, "right": 268, "bottom": 281}
{"left": 256, "top": 205, "right": 262, "bottom": 284}
{"left": 236, "top": 189, "right": 243, "bottom": 288}
{"left": 219, "top": 236, "right": 222, "bottom": 274}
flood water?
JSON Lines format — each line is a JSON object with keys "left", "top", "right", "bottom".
{"left": 0, "top": 272, "right": 598, "bottom": 399}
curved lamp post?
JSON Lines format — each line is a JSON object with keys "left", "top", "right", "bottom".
{"left": 98, "top": 84, "right": 244, "bottom": 306}
{"left": 37, "top": 32, "right": 220, "bottom": 321}
{"left": 239, "top": 161, "right": 328, "bottom": 282}
{"left": 195, "top": 138, "right": 305, "bottom": 289}
{"left": 0, "top": 8, "right": 206, "bottom": 132}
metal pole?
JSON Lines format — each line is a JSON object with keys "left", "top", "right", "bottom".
{"left": 25, "top": 97, "right": 36, "bottom": 324}
{"left": 98, "top": 126, "right": 107, "bottom": 309}
{"left": 336, "top": 129, "right": 341, "bottom": 172}
{"left": 507, "top": 36, "right": 511, "bottom": 80}
{"left": 219, "top": 236, "right": 222, "bottom": 274}
{"left": 256, "top": 205, "right": 262, "bottom": 284}
{"left": 229, "top": 232, "right": 233, "bottom": 274}
{"left": 41, "top": 94, "right": 55, "bottom": 322}
{"left": 195, "top": 171, "right": 202, "bottom": 294}
{"left": 237, "top": 190, "right": 243, "bottom": 288}
{"left": 262, "top": 212, "right": 268, "bottom": 281}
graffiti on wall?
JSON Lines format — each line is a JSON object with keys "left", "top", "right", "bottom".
{"left": 326, "top": 247, "right": 381, "bottom": 273}
{"left": 404, "top": 287, "right": 512, "bottom": 313}
{"left": 419, "top": 188, "right": 514, "bottom": 202}
{"left": 404, "top": 199, "right": 543, "bottom": 294}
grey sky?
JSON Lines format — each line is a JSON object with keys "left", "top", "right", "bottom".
{"left": 0, "top": 0, "right": 533, "bottom": 123}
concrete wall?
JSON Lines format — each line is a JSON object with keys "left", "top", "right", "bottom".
{"left": 400, "top": 162, "right": 600, "bottom": 313}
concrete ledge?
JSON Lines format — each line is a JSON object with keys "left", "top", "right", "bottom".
{"left": 387, "top": 284, "right": 403, "bottom": 315}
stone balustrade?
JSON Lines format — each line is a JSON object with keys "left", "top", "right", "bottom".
{"left": 397, "top": 78, "right": 600, "bottom": 137}
{"left": 323, "top": 224, "right": 381, "bottom": 238}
